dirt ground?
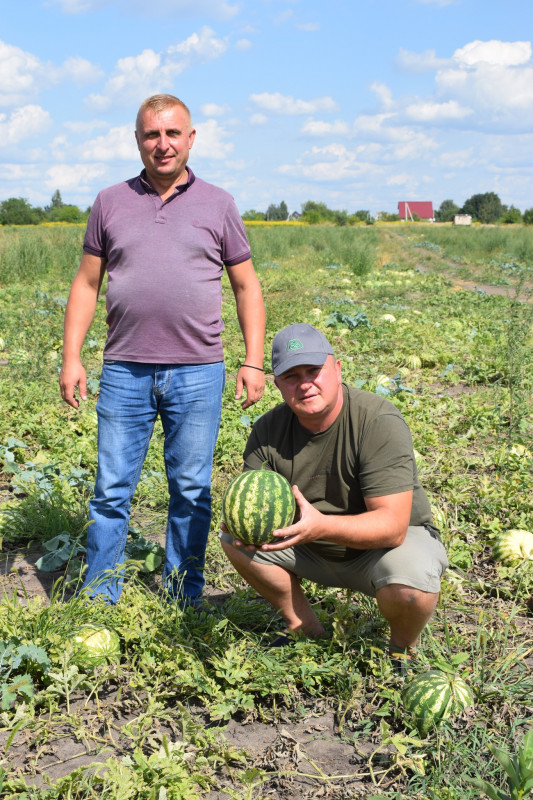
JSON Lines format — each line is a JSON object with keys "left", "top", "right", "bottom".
{"left": 1, "top": 540, "right": 384, "bottom": 798}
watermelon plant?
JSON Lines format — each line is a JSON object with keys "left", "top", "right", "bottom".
{"left": 221, "top": 468, "right": 295, "bottom": 546}
{"left": 403, "top": 669, "right": 474, "bottom": 737}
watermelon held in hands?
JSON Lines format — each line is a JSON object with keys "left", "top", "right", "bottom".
{"left": 72, "top": 625, "right": 121, "bottom": 667}
{"left": 403, "top": 669, "right": 474, "bottom": 737}
{"left": 221, "top": 468, "right": 296, "bottom": 546}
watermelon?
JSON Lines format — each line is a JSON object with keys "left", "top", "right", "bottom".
{"left": 403, "top": 670, "right": 474, "bottom": 736}
{"left": 492, "top": 529, "right": 533, "bottom": 566}
{"left": 72, "top": 625, "right": 121, "bottom": 667}
{"left": 221, "top": 468, "right": 295, "bottom": 546}
{"left": 403, "top": 354, "right": 422, "bottom": 370}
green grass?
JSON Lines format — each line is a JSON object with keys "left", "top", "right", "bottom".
{"left": 0, "top": 222, "right": 532, "bottom": 798}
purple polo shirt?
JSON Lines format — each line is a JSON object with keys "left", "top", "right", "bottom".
{"left": 83, "top": 168, "right": 252, "bottom": 364}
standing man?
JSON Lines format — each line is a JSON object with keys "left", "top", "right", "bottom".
{"left": 60, "top": 94, "right": 265, "bottom": 606}
{"left": 220, "top": 324, "right": 448, "bottom": 671}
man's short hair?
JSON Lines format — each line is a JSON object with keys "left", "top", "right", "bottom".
{"left": 136, "top": 94, "right": 192, "bottom": 132}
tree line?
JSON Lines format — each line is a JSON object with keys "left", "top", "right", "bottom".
{"left": 243, "top": 194, "right": 533, "bottom": 226}
{"left": 0, "top": 191, "right": 90, "bottom": 226}
{"left": 435, "top": 193, "right": 533, "bottom": 225}
{"left": 2, "top": 191, "right": 533, "bottom": 227}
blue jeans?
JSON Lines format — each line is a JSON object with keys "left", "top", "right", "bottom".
{"left": 82, "top": 360, "right": 225, "bottom": 604}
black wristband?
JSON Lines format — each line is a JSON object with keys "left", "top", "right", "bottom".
{"left": 242, "top": 364, "right": 264, "bottom": 372}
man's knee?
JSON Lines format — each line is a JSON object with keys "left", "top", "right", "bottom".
{"left": 376, "top": 583, "right": 439, "bottom": 612}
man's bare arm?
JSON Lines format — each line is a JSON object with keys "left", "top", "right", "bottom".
{"left": 232, "top": 488, "right": 413, "bottom": 552}
{"left": 226, "top": 258, "right": 266, "bottom": 409}
{"left": 59, "top": 253, "right": 106, "bottom": 409}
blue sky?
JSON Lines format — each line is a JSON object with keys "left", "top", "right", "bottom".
{"left": 2, "top": 0, "right": 532, "bottom": 216}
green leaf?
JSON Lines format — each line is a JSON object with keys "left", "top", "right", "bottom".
{"left": 466, "top": 776, "right": 506, "bottom": 800}
{"left": 489, "top": 744, "right": 521, "bottom": 788}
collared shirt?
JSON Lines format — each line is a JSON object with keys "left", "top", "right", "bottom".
{"left": 84, "top": 168, "right": 251, "bottom": 363}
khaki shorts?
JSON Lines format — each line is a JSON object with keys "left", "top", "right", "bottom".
{"left": 219, "top": 525, "right": 449, "bottom": 597}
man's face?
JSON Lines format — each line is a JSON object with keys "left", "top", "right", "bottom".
{"left": 274, "top": 355, "right": 343, "bottom": 432}
{"left": 135, "top": 105, "right": 195, "bottom": 188}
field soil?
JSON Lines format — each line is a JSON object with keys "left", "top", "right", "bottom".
{"left": 0, "top": 543, "right": 379, "bottom": 799}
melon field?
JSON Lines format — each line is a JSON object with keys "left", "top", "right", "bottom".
{"left": 0, "top": 222, "right": 532, "bottom": 799}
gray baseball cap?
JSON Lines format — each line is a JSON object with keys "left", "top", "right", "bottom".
{"left": 271, "top": 323, "right": 334, "bottom": 377}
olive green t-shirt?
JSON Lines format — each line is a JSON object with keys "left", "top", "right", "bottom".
{"left": 243, "top": 383, "right": 433, "bottom": 559}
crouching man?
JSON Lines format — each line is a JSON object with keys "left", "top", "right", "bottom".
{"left": 220, "top": 323, "right": 448, "bottom": 671}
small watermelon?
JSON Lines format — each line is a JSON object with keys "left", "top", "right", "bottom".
{"left": 492, "top": 529, "right": 533, "bottom": 566}
{"left": 221, "top": 468, "right": 296, "bottom": 546}
{"left": 72, "top": 625, "right": 121, "bottom": 667}
{"left": 403, "top": 669, "right": 474, "bottom": 737}
{"left": 403, "top": 354, "right": 422, "bottom": 370}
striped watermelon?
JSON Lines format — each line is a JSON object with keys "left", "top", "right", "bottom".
{"left": 403, "top": 670, "right": 474, "bottom": 736}
{"left": 73, "top": 625, "right": 121, "bottom": 668}
{"left": 221, "top": 468, "right": 295, "bottom": 546}
{"left": 492, "top": 529, "right": 533, "bottom": 566}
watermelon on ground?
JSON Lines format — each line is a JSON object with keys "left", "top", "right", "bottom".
{"left": 72, "top": 625, "right": 121, "bottom": 667}
{"left": 492, "top": 529, "right": 533, "bottom": 566}
{"left": 403, "top": 669, "right": 474, "bottom": 737}
{"left": 221, "top": 468, "right": 296, "bottom": 546}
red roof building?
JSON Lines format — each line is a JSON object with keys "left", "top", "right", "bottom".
{"left": 398, "top": 201, "right": 434, "bottom": 221}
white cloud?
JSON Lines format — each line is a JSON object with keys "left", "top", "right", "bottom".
{"left": 200, "top": 103, "right": 230, "bottom": 117}
{"left": 277, "top": 144, "right": 377, "bottom": 182}
{"left": 435, "top": 148, "right": 475, "bottom": 169}
{"left": 301, "top": 119, "right": 350, "bottom": 136}
{"left": 453, "top": 40, "right": 531, "bottom": 67}
{"left": 386, "top": 173, "right": 413, "bottom": 187}
{"left": 235, "top": 38, "right": 252, "bottom": 51}
{"left": 63, "top": 119, "right": 109, "bottom": 134}
{"left": 370, "top": 82, "right": 395, "bottom": 110}
{"left": 405, "top": 100, "right": 473, "bottom": 122}
{"left": 86, "top": 28, "right": 227, "bottom": 111}
{"left": 82, "top": 125, "right": 139, "bottom": 161}
{"left": 61, "top": 56, "right": 104, "bottom": 84}
{"left": 0, "top": 41, "right": 51, "bottom": 105}
{"left": 250, "top": 92, "right": 338, "bottom": 115}
{"left": 297, "top": 22, "right": 320, "bottom": 32}
{"left": 170, "top": 27, "right": 227, "bottom": 59}
{"left": 192, "top": 119, "right": 234, "bottom": 159}
{"left": 250, "top": 113, "right": 267, "bottom": 125}
{"left": 435, "top": 41, "right": 533, "bottom": 126}
{"left": 0, "top": 40, "right": 105, "bottom": 106}
{"left": 0, "top": 105, "right": 52, "bottom": 144}
{"left": 45, "top": 163, "right": 108, "bottom": 191}
{"left": 396, "top": 48, "right": 449, "bottom": 74}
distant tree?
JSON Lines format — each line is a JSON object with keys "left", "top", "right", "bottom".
{"left": 300, "top": 201, "right": 349, "bottom": 225}
{"left": 462, "top": 192, "right": 503, "bottom": 224}
{"left": 349, "top": 209, "right": 372, "bottom": 224}
{"left": 44, "top": 190, "right": 65, "bottom": 215}
{"left": 242, "top": 209, "right": 266, "bottom": 221}
{"left": 266, "top": 201, "right": 288, "bottom": 221}
{"left": 435, "top": 199, "right": 460, "bottom": 222}
{"left": 500, "top": 205, "right": 522, "bottom": 224}
{"left": 0, "top": 197, "right": 40, "bottom": 225}
{"left": 51, "top": 189, "right": 64, "bottom": 209}
{"left": 48, "top": 204, "right": 85, "bottom": 223}
{"left": 523, "top": 208, "right": 533, "bottom": 225}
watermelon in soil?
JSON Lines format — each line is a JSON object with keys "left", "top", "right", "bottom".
{"left": 73, "top": 625, "right": 121, "bottom": 667}
{"left": 403, "top": 670, "right": 474, "bottom": 737}
{"left": 222, "top": 469, "right": 296, "bottom": 546}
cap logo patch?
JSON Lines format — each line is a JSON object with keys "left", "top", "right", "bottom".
{"left": 286, "top": 338, "right": 303, "bottom": 352}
